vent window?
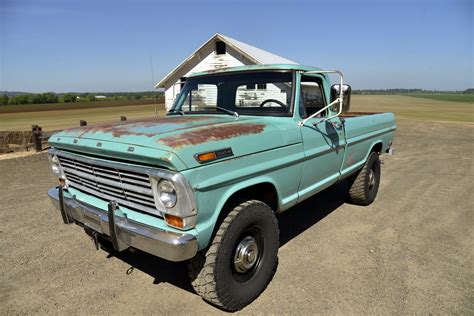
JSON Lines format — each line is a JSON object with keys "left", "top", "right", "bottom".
{"left": 180, "top": 77, "right": 187, "bottom": 88}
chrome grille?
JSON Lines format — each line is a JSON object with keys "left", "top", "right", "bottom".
{"left": 58, "top": 155, "right": 158, "bottom": 214}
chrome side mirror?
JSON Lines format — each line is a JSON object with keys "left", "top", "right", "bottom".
{"left": 330, "top": 84, "right": 351, "bottom": 113}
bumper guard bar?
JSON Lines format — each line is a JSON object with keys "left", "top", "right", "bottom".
{"left": 48, "top": 187, "right": 198, "bottom": 261}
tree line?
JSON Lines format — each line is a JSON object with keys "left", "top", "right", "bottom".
{"left": 352, "top": 88, "right": 474, "bottom": 95}
{"left": 0, "top": 92, "right": 164, "bottom": 106}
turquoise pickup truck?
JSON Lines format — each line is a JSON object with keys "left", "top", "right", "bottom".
{"left": 47, "top": 64, "right": 396, "bottom": 311}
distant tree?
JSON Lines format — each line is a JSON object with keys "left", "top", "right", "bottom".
{"left": 85, "top": 93, "right": 96, "bottom": 101}
{"left": 0, "top": 94, "right": 8, "bottom": 105}
{"left": 463, "top": 88, "right": 474, "bottom": 94}
{"left": 62, "top": 93, "right": 77, "bottom": 103}
{"left": 9, "top": 95, "right": 30, "bottom": 105}
{"left": 31, "top": 92, "right": 58, "bottom": 104}
{"left": 43, "top": 92, "right": 58, "bottom": 103}
{"left": 134, "top": 94, "right": 142, "bottom": 100}
{"left": 31, "top": 94, "right": 44, "bottom": 104}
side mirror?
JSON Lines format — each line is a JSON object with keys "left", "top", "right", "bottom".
{"left": 330, "top": 84, "right": 351, "bottom": 113}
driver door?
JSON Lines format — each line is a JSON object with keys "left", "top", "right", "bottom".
{"left": 297, "top": 76, "right": 346, "bottom": 201}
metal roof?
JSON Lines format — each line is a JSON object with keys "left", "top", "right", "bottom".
{"left": 218, "top": 34, "right": 297, "bottom": 65}
{"left": 156, "top": 33, "right": 298, "bottom": 88}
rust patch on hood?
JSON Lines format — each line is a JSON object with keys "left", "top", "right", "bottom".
{"left": 158, "top": 123, "right": 266, "bottom": 148}
{"left": 60, "top": 116, "right": 216, "bottom": 138}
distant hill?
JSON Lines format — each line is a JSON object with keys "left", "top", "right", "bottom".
{"left": 0, "top": 91, "right": 34, "bottom": 97}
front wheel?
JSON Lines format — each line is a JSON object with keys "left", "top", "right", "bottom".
{"left": 347, "top": 151, "right": 381, "bottom": 205}
{"left": 188, "top": 200, "right": 279, "bottom": 311}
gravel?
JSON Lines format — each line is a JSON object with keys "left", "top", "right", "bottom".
{"left": 1, "top": 119, "right": 472, "bottom": 314}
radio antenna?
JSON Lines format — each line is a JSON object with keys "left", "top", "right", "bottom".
{"left": 149, "top": 49, "right": 158, "bottom": 117}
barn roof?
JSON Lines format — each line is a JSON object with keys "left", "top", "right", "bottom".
{"left": 155, "top": 33, "right": 297, "bottom": 88}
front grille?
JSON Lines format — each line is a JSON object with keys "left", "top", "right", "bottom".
{"left": 58, "top": 155, "right": 158, "bottom": 215}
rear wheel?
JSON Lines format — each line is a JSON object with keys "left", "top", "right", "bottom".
{"left": 188, "top": 200, "right": 279, "bottom": 311}
{"left": 348, "top": 152, "right": 381, "bottom": 205}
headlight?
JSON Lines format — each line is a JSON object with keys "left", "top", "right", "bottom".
{"left": 157, "top": 179, "right": 177, "bottom": 208}
{"left": 150, "top": 173, "right": 196, "bottom": 230}
{"left": 48, "top": 154, "right": 65, "bottom": 178}
{"left": 51, "top": 155, "right": 61, "bottom": 175}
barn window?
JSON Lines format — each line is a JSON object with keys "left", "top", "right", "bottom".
{"left": 215, "top": 41, "right": 226, "bottom": 55}
{"left": 257, "top": 83, "right": 267, "bottom": 90}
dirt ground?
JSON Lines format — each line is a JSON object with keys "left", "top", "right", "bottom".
{"left": 1, "top": 118, "right": 473, "bottom": 315}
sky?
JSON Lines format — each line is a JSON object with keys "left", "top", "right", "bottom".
{"left": 0, "top": 0, "right": 472, "bottom": 92}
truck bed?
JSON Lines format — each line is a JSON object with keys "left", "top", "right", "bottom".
{"left": 340, "top": 112, "right": 382, "bottom": 118}
{"left": 338, "top": 111, "right": 396, "bottom": 176}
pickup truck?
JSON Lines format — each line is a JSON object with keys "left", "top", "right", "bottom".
{"left": 47, "top": 64, "right": 396, "bottom": 311}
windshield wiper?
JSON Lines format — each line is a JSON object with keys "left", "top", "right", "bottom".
{"left": 167, "top": 109, "right": 185, "bottom": 116}
{"left": 203, "top": 106, "right": 239, "bottom": 118}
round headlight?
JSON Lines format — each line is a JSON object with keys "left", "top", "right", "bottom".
{"left": 50, "top": 155, "right": 61, "bottom": 175}
{"left": 158, "top": 179, "right": 177, "bottom": 208}
{"left": 51, "top": 164, "right": 61, "bottom": 175}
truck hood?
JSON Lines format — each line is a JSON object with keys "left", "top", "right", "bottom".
{"left": 49, "top": 115, "right": 287, "bottom": 170}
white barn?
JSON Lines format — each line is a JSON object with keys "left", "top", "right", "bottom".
{"left": 155, "top": 33, "right": 297, "bottom": 110}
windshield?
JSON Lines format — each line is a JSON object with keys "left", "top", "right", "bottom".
{"left": 170, "top": 71, "right": 294, "bottom": 116}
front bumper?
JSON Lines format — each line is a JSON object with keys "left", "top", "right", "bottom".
{"left": 47, "top": 187, "right": 198, "bottom": 261}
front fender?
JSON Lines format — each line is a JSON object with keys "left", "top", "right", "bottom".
{"left": 182, "top": 143, "right": 304, "bottom": 250}
{"left": 194, "top": 177, "right": 279, "bottom": 250}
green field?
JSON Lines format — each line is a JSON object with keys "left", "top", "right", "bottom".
{"left": 352, "top": 95, "right": 473, "bottom": 123}
{"left": 404, "top": 93, "right": 474, "bottom": 103}
{"left": 0, "top": 95, "right": 472, "bottom": 132}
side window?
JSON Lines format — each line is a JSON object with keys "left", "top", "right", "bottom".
{"left": 299, "top": 77, "right": 326, "bottom": 118}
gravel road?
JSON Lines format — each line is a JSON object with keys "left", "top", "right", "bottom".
{"left": 1, "top": 119, "right": 472, "bottom": 314}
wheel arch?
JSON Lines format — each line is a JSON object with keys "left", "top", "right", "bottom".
{"left": 196, "top": 177, "right": 280, "bottom": 250}
{"left": 364, "top": 140, "right": 384, "bottom": 161}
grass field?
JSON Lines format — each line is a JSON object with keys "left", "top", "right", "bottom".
{"left": 351, "top": 95, "right": 473, "bottom": 124}
{"left": 0, "top": 95, "right": 472, "bottom": 131}
{"left": 404, "top": 93, "right": 474, "bottom": 103}
{"left": 0, "top": 99, "right": 161, "bottom": 114}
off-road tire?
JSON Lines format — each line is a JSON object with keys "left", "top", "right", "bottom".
{"left": 348, "top": 152, "right": 381, "bottom": 205}
{"left": 188, "top": 200, "right": 279, "bottom": 311}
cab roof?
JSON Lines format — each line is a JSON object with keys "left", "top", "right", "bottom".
{"left": 188, "top": 64, "right": 325, "bottom": 78}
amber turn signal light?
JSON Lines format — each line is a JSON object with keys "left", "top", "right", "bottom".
{"left": 59, "top": 178, "right": 66, "bottom": 186}
{"left": 164, "top": 214, "right": 184, "bottom": 228}
{"left": 196, "top": 152, "right": 217, "bottom": 162}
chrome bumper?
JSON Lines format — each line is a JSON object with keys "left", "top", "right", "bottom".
{"left": 47, "top": 187, "right": 198, "bottom": 262}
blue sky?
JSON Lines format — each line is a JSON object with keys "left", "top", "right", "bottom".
{"left": 1, "top": 0, "right": 472, "bottom": 92}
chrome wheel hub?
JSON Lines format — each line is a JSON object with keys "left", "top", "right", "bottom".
{"left": 234, "top": 236, "right": 259, "bottom": 273}
{"left": 368, "top": 169, "right": 376, "bottom": 190}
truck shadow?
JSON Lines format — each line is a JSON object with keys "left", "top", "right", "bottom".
{"left": 278, "top": 181, "right": 347, "bottom": 247}
{"left": 102, "top": 181, "right": 348, "bottom": 295}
